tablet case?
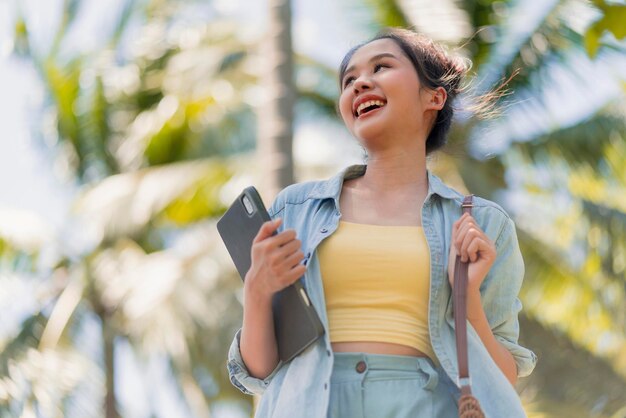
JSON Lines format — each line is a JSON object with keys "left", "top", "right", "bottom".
{"left": 217, "top": 186, "right": 325, "bottom": 363}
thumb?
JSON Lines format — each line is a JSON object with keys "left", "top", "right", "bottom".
{"left": 254, "top": 218, "right": 282, "bottom": 243}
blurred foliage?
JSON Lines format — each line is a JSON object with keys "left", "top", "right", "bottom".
{"left": 1, "top": 0, "right": 625, "bottom": 417}
{"left": 585, "top": 0, "right": 626, "bottom": 57}
{"left": 2, "top": 0, "right": 262, "bottom": 416}
{"left": 365, "top": 0, "right": 408, "bottom": 27}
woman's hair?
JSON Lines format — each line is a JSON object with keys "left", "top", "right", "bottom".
{"left": 338, "top": 28, "right": 475, "bottom": 155}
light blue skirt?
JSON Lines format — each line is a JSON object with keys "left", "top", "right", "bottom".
{"left": 327, "top": 352, "right": 459, "bottom": 418}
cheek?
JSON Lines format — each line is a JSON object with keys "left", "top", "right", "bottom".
{"left": 390, "top": 86, "right": 423, "bottom": 119}
{"left": 338, "top": 92, "right": 354, "bottom": 124}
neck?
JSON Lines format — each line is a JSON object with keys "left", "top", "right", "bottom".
{"left": 360, "top": 148, "right": 429, "bottom": 195}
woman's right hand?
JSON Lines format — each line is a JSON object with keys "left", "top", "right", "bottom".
{"left": 244, "top": 218, "right": 307, "bottom": 300}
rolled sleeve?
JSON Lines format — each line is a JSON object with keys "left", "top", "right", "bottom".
{"left": 482, "top": 216, "right": 538, "bottom": 378}
{"left": 227, "top": 329, "right": 282, "bottom": 396}
{"left": 494, "top": 331, "right": 537, "bottom": 377}
{"left": 492, "top": 298, "right": 538, "bottom": 377}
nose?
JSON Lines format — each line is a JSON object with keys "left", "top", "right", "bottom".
{"left": 352, "top": 75, "right": 372, "bottom": 93}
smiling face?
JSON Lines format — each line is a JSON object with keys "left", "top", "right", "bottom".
{"left": 338, "top": 38, "right": 443, "bottom": 150}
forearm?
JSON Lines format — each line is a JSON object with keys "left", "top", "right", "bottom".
{"left": 467, "top": 290, "right": 518, "bottom": 386}
{"left": 240, "top": 284, "right": 280, "bottom": 380}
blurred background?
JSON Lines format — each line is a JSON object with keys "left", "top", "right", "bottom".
{"left": 0, "top": 0, "right": 625, "bottom": 417}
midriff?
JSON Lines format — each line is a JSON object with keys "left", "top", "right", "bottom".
{"left": 332, "top": 341, "right": 429, "bottom": 357}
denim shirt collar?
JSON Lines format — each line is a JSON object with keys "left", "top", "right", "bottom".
{"left": 308, "top": 164, "right": 460, "bottom": 205}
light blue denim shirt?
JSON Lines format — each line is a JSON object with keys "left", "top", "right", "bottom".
{"left": 228, "top": 164, "right": 537, "bottom": 418}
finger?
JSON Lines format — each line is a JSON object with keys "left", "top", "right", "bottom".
{"left": 456, "top": 217, "right": 477, "bottom": 239}
{"left": 278, "top": 264, "right": 306, "bottom": 288}
{"left": 280, "top": 264, "right": 307, "bottom": 287}
{"left": 253, "top": 218, "right": 282, "bottom": 243}
{"left": 279, "top": 250, "right": 305, "bottom": 270}
{"left": 453, "top": 213, "right": 472, "bottom": 240}
{"left": 452, "top": 212, "right": 469, "bottom": 232}
{"left": 455, "top": 216, "right": 482, "bottom": 250}
{"left": 459, "top": 227, "right": 481, "bottom": 262}
{"left": 457, "top": 214, "right": 477, "bottom": 230}
{"left": 466, "top": 238, "right": 488, "bottom": 263}
{"left": 274, "top": 238, "right": 301, "bottom": 259}
{"left": 265, "top": 239, "right": 300, "bottom": 268}
{"left": 267, "top": 229, "right": 298, "bottom": 248}
{"left": 454, "top": 217, "right": 473, "bottom": 252}
{"left": 465, "top": 237, "right": 479, "bottom": 263}
{"left": 449, "top": 242, "right": 457, "bottom": 258}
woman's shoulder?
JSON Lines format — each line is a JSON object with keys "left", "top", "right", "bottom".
{"left": 428, "top": 171, "right": 512, "bottom": 221}
{"left": 275, "top": 179, "right": 328, "bottom": 201}
{"left": 468, "top": 195, "right": 512, "bottom": 221}
{"left": 433, "top": 176, "right": 515, "bottom": 242}
{"left": 434, "top": 182, "right": 512, "bottom": 222}
{"left": 267, "top": 178, "right": 333, "bottom": 216}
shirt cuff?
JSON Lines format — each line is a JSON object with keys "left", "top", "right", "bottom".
{"left": 227, "top": 329, "right": 282, "bottom": 395}
{"left": 494, "top": 335, "right": 538, "bottom": 378}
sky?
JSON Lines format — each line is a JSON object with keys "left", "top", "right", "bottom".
{"left": 0, "top": 0, "right": 134, "bottom": 235}
{"left": 0, "top": 0, "right": 69, "bottom": 229}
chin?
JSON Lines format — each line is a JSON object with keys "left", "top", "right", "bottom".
{"left": 351, "top": 117, "right": 384, "bottom": 135}
{"left": 352, "top": 124, "right": 390, "bottom": 147}
{"left": 354, "top": 134, "right": 387, "bottom": 153}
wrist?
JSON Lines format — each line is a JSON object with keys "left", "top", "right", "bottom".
{"left": 466, "top": 289, "right": 484, "bottom": 323}
{"left": 244, "top": 277, "right": 274, "bottom": 305}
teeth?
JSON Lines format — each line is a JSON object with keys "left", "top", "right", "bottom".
{"left": 356, "top": 100, "right": 385, "bottom": 116}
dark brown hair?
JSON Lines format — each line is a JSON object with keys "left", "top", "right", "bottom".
{"left": 339, "top": 28, "right": 472, "bottom": 155}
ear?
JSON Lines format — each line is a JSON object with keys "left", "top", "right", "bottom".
{"left": 426, "top": 86, "right": 447, "bottom": 111}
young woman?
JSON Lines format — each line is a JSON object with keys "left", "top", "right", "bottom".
{"left": 227, "top": 28, "right": 537, "bottom": 418}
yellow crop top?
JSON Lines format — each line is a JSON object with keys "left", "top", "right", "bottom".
{"left": 317, "top": 220, "right": 435, "bottom": 361}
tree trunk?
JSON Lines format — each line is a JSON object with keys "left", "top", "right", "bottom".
{"left": 102, "top": 316, "right": 119, "bottom": 418}
{"left": 257, "top": 0, "right": 295, "bottom": 200}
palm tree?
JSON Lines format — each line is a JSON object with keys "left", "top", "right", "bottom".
{"left": 257, "top": 0, "right": 296, "bottom": 200}
{"left": 2, "top": 0, "right": 263, "bottom": 416}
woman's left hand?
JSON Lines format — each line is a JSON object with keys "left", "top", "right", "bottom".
{"left": 447, "top": 212, "right": 497, "bottom": 294}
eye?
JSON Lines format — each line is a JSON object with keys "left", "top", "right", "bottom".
{"left": 342, "top": 76, "right": 355, "bottom": 89}
{"left": 374, "top": 63, "right": 389, "bottom": 72}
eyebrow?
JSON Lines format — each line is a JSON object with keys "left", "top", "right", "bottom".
{"left": 343, "top": 53, "right": 398, "bottom": 79}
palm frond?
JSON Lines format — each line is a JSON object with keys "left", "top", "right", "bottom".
{"left": 0, "top": 209, "right": 54, "bottom": 273}
{"left": 399, "top": 0, "right": 473, "bottom": 44}
{"left": 49, "top": 0, "right": 83, "bottom": 57}
{"left": 108, "top": 0, "right": 137, "bottom": 49}
{"left": 473, "top": 0, "right": 562, "bottom": 91}
{"left": 510, "top": 104, "right": 626, "bottom": 170}
{"left": 469, "top": 48, "right": 626, "bottom": 158}
{"left": 366, "top": 0, "right": 410, "bottom": 28}
{"left": 73, "top": 158, "right": 232, "bottom": 243}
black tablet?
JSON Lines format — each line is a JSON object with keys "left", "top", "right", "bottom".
{"left": 217, "top": 186, "right": 324, "bottom": 363}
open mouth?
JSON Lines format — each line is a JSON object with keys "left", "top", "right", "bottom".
{"left": 355, "top": 100, "right": 386, "bottom": 118}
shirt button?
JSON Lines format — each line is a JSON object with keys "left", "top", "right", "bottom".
{"left": 324, "top": 383, "right": 328, "bottom": 390}
{"left": 320, "top": 227, "right": 328, "bottom": 233}
{"left": 355, "top": 361, "right": 367, "bottom": 373}
{"left": 326, "top": 349, "right": 331, "bottom": 357}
